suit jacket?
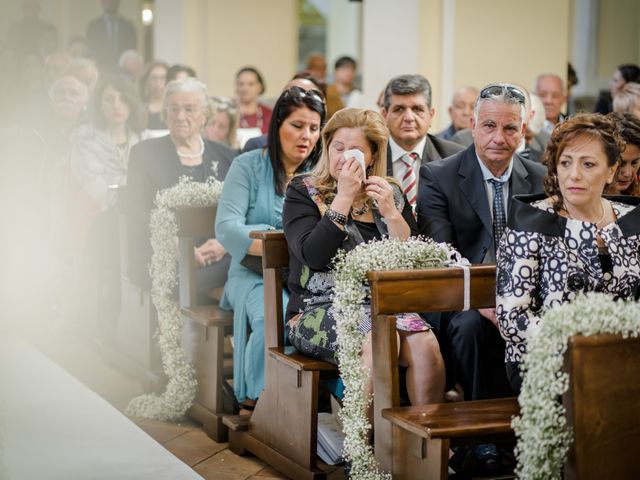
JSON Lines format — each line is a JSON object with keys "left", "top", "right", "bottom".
{"left": 385, "top": 133, "right": 464, "bottom": 178}
{"left": 525, "top": 130, "right": 551, "bottom": 164}
{"left": 86, "top": 14, "right": 137, "bottom": 72}
{"left": 417, "top": 144, "right": 547, "bottom": 264}
{"left": 126, "top": 135, "right": 235, "bottom": 288}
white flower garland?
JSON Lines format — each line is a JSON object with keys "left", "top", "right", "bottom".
{"left": 126, "top": 176, "right": 223, "bottom": 421}
{"left": 332, "top": 237, "right": 460, "bottom": 479}
{"left": 514, "top": 293, "right": 640, "bottom": 479}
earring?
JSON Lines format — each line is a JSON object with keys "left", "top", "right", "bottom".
{"left": 366, "top": 165, "right": 373, "bottom": 176}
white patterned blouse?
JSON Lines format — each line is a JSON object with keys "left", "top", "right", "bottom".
{"left": 496, "top": 194, "right": 640, "bottom": 363}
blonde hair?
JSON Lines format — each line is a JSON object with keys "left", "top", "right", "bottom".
{"left": 206, "top": 97, "right": 239, "bottom": 148}
{"left": 310, "top": 108, "right": 393, "bottom": 206}
{"left": 613, "top": 82, "right": 640, "bottom": 114}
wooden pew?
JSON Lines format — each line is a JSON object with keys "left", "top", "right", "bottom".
{"left": 175, "top": 205, "right": 234, "bottom": 443}
{"left": 368, "top": 266, "right": 519, "bottom": 477}
{"left": 110, "top": 185, "right": 163, "bottom": 392}
{"left": 224, "top": 230, "right": 341, "bottom": 480}
{"left": 563, "top": 334, "right": 640, "bottom": 479}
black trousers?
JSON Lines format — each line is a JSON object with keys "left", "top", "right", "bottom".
{"left": 431, "top": 310, "right": 514, "bottom": 401}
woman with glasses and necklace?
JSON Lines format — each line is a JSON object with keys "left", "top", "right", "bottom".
{"left": 126, "top": 77, "right": 236, "bottom": 292}
{"left": 215, "top": 86, "right": 326, "bottom": 414}
{"left": 496, "top": 113, "right": 640, "bottom": 393}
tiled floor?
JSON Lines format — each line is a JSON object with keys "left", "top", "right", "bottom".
{"left": 135, "top": 418, "right": 287, "bottom": 480}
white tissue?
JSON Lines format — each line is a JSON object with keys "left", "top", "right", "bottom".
{"left": 344, "top": 149, "right": 366, "bottom": 178}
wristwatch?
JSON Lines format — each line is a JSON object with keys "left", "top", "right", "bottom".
{"left": 325, "top": 208, "right": 348, "bottom": 226}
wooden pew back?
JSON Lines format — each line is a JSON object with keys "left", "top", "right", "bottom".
{"left": 563, "top": 334, "right": 640, "bottom": 479}
{"left": 367, "top": 265, "right": 500, "bottom": 471}
{"left": 175, "top": 205, "right": 217, "bottom": 308}
{"left": 175, "top": 205, "right": 233, "bottom": 442}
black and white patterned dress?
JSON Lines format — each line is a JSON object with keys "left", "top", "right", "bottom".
{"left": 496, "top": 194, "right": 640, "bottom": 363}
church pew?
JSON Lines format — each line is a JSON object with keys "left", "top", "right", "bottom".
{"left": 224, "top": 230, "right": 341, "bottom": 480}
{"left": 563, "top": 334, "right": 640, "bottom": 479}
{"left": 368, "top": 266, "right": 518, "bottom": 476}
{"left": 175, "top": 205, "right": 234, "bottom": 443}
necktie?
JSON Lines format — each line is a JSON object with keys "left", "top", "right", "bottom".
{"left": 400, "top": 152, "right": 419, "bottom": 210}
{"left": 489, "top": 179, "right": 506, "bottom": 250}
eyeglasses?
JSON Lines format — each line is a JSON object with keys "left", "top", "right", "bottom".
{"left": 285, "top": 85, "right": 325, "bottom": 105}
{"left": 479, "top": 84, "right": 526, "bottom": 105}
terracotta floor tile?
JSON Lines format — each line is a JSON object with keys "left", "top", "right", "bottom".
{"left": 252, "top": 465, "right": 287, "bottom": 478}
{"left": 136, "top": 418, "right": 194, "bottom": 444}
{"left": 194, "top": 449, "right": 265, "bottom": 477}
{"left": 163, "top": 429, "right": 227, "bottom": 467}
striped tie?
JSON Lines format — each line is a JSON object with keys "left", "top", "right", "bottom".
{"left": 400, "top": 152, "right": 419, "bottom": 210}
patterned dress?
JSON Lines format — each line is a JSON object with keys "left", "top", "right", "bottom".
{"left": 496, "top": 194, "right": 640, "bottom": 363}
{"left": 283, "top": 175, "right": 429, "bottom": 365}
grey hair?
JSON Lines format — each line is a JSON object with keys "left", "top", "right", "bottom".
{"left": 118, "top": 49, "right": 143, "bottom": 68}
{"left": 613, "top": 82, "right": 640, "bottom": 113}
{"left": 383, "top": 74, "right": 432, "bottom": 110}
{"left": 535, "top": 73, "right": 565, "bottom": 93}
{"left": 48, "top": 74, "right": 89, "bottom": 102}
{"left": 473, "top": 83, "right": 526, "bottom": 125}
{"left": 162, "top": 77, "right": 208, "bottom": 118}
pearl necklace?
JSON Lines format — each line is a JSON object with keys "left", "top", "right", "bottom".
{"left": 177, "top": 136, "right": 204, "bottom": 159}
{"left": 563, "top": 198, "right": 607, "bottom": 226}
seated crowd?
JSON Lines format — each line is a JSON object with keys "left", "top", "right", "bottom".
{"left": 5, "top": 22, "right": 640, "bottom": 474}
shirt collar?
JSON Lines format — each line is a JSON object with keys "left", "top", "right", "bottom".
{"left": 390, "top": 135, "right": 427, "bottom": 163}
{"left": 476, "top": 152, "right": 514, "bottom": 183}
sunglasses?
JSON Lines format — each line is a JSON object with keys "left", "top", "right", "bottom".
{"left": 479, "top": 84, "right": 526, "bottom": 105}
{"left": 285, "top": 85, "right": 325, "bottom": 105}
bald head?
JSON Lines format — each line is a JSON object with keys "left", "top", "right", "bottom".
{"left": 535, "top": 73, "right": 566, "bottom": 124}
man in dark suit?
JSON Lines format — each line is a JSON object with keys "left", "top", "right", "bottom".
{"left": 417, "top": 83, "right": 547, "bottom": 403}
{"left": 381, "top": 74, "right": 463, "bottom": 211}
{"left": 86, "top": 0, "right": 137, "bottom": 73}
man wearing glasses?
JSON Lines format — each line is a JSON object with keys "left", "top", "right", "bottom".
{"left": 416, "top": 83, "right": 546, "bottom": 466}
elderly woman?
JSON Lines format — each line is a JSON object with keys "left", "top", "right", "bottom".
{"left": 596, "top": 64, "right": 640, "bottom": 115}
{"left": 215, "top": 86, "right": 326, "bottom": 413}
{"left": 497, "top": 113, "right": 640, "bottom": 393}
{"left": 284, "top": 108, "right": 445, "bottom": 407}
{"left": 126, "top": 77, "right": 236, "bottom": 291}
{"left": 607, "top": 112, "right": 640, "bottom": 196}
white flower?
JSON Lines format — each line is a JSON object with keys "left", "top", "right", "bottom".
{"left": 126, "top": 176, "right": 223, "bottom": 421}
{"left": 514, "top": 293, "right": 640, "bottom": 479}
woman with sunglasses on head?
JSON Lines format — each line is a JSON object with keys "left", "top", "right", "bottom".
{"left": 606, "top": 112, "right": 640, "bottom": 197}
{"left": 284, "top": 108, "right": 446, "bottom": 415}
{"left": 215, "top": 86, "right": 326, "bottom": 414}
{"left": 496, "top": 113, "right": 640, "bottom": 393}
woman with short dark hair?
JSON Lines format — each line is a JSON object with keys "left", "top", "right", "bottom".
{"left": 497, "top": 113, "right": 640, "bottom": 393}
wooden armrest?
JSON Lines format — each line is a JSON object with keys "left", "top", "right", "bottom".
{"left": 182, "top": 305, "right": 233, "bottom": 328}
{"left": 268, "top": 347, "right": 338, "bottom": 372}
{"left": 382, "top": 397, "right": 519, "bottom": 440}
{"left": 203, "top": 286, "right": 225, "bottom": 303}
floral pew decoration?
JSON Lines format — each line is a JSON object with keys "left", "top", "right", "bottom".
{"left": 332, "top": 236, "right": 464, "bottom": 479}
{"left": 126, "top": 177, "right": 223, "bottom": 421}
{"left": 513, "top": 293, "right": 640, "bottom": 480}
